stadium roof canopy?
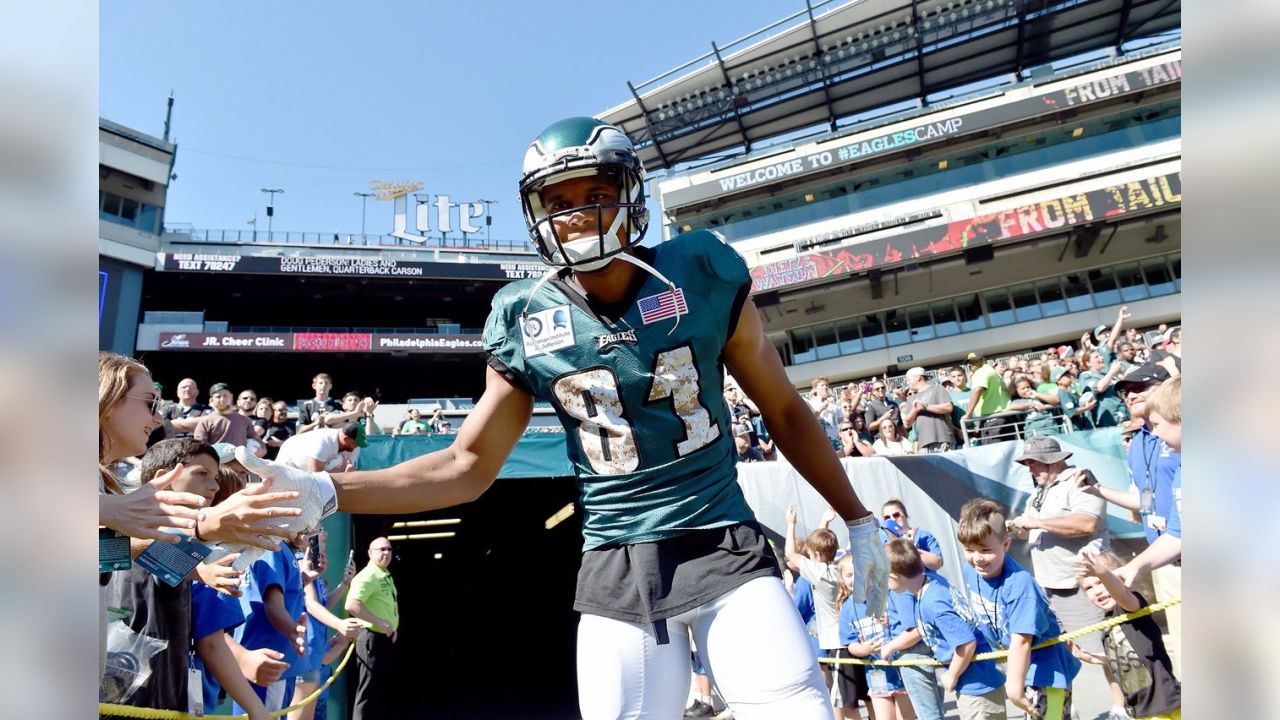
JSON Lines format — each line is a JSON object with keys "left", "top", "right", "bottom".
{"left": 599, "top": 0, "right": 1180, "bottom": 172}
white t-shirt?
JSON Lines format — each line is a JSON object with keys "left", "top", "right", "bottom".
{"left": 795, "top": 556, "right": 842, "bottom": 650}
{"left": 274, "top": 429, "right": 357, "bottom": 472}
{"left": 873, "top": 438, "right": 913, "bottom": 456}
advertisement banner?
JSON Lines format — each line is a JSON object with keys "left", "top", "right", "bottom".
{"left": 161, "top": 252, "right": 546, "bottom": 282}
{"left": 749, "top": 171, "right": 1181, "bottom": 293}
{"left": 156, "top": 331, "right": 483, "bottom": 354}
{"left": 664, "top": 58, "right": 1181, "bottom": 208}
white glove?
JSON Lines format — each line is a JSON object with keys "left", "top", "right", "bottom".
{"left": 216, "top": 448, "right": 339, "bottom": 571}
{"left": 846, "top": 514, "right": 890, "bottom": 618}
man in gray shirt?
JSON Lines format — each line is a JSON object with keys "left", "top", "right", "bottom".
{"left": 1006, "top": 436, "right": 1127, "bottom": 711}
{"left": 901, "top": 367, "right": 955, "bottom": 453}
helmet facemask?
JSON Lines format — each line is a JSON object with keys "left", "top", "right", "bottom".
{"left": 522, "top": 166, "right": 647, "bottom": 272}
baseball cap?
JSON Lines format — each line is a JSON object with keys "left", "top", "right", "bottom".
{"left": 1051, "top": 366, "right": 1070, "bottom": 383}
{"left": 1093, "top": 324, "right": 1109, "bottom": 340}
{"left": 211, "top": 442, "right": 237, "bottom": 464}
{"left": 209, "top": 382, "right": 231, "bottom": 394}
{"left": 905, "top": 366, "right": 926, "bottom": 380}
{"left": 340, "top": 421, "right": 368, "bottom": 448}
{"left": 1160, "top": 327, "right": 1178, "bottom": 347}
{"left": 733, "top": 423, "right": 752, "bottom": 438}
{"left": 1116, "top": 362, "right": 1170, "bottom": 391}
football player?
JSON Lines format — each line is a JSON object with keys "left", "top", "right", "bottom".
{"left": 239, "top": 117, "right": 888, "bottom": 719}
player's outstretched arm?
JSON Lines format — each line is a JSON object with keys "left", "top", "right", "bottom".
{"left": 724, "top": 299, "right": 870, "bottom": 522}
{"left": 238, "top": 367, "right": 534, "bottom": 520}
{"left": 332, "top": 366, "right": 533, "bottom": 514}
{"left": 727, "top": 299, "right": 889, "bottom": 614}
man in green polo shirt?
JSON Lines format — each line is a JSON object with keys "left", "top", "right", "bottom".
{"left": 961, "top": 351, "right": 1014, "bottom": 445}
{"left": 344, "top": 537, "right": 399, "bottom": 720}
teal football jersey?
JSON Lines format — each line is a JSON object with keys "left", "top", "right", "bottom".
{"left": 484, "top": 230, "right": 758, "bottom": 550}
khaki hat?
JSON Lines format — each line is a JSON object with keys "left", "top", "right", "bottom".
{"left": 1014, "top": 436, "right": 1073, "bottom": 465}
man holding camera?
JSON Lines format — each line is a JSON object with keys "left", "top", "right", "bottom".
{"left": 1005, "top": 437, "right": 1128, "bottom": 717}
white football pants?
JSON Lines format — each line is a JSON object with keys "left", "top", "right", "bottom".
{"left": 576, "top": 576, "right": 832, "bottom": 720}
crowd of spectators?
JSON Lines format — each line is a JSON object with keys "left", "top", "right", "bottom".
{"left": 721, "top": 307, "right": 1182, "bottom": 462}
{"left": 775, "top": 364, "right": 1182, "bottom": 720}
{"left": 98, "top": 355, "right": 407, "bottom": 718}
{"left": 100, "top": 311, "right": 1182, "bottom": 719}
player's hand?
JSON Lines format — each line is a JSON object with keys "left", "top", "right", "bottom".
{"left": 235, "top": 447, "right": 339, "bottom": 532}
{"left": 99, "top": 465, "right": 205, "bottom": 542}
{"left": 846, "top": 514, "right": 890, "bottom": 617}
{"left": 196, "top": 553, "right": 245, "bottom": 597}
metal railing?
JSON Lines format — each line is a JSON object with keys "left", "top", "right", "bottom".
{"left": 959, "top": 407, "right": 1075, "bottom": 447}
{"left": 165, "top": 227, "right": 538, "bottom": 255}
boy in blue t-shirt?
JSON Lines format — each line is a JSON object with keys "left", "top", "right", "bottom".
{"left": 880, "top": 587, "right": 946, "bottom": 720}
{"left": 957, "top": 500, "right": 1080, "bottom": 720}
{"left": 191, "top": 579, "right": 274, "bottom": 720}
{"left": 234, "top": 537, "right": 308, "bottom": 714}
{"left": 886, "top": 539, "right": 1007, "bottom": 719}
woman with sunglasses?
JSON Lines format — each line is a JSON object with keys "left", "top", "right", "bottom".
{"left": 880, "top": 499, "right": 943, "bottom": 572}
{"left": 99, "top": 352, "right": 303, "bottom": 548}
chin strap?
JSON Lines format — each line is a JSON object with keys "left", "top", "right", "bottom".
{"left": 519, "top": 251, "right": 682, "bottom": 335}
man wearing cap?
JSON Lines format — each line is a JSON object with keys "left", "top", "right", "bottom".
{"left": 960, "top": 351, "right": 1013, "bottom": 444}
{"left": 901, "top": 367, "right": 955, "bottom": 453}
{"left": 732, "top": 422, "right": 764, "bottom": 463}
{"left": 1079, "top": 361, "right": 1182, "bottom": 674}
{"left": 194, "top": 382, "right": 257, "bottom": 449}
{"left": 275, "top": 421, "right": 365, "bottom": 473}
{"left": 1006, "top": 437, "right": 1128, "bottom": 714}
{"left": 1085, "top": 305, "right": 1132, "bottom": 369}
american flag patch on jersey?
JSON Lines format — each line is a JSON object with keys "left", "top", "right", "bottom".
{"left": 637, "top": 288, "right": 688, "bottom": 325}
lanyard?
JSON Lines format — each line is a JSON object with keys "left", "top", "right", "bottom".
{"left": 1139, "top": 429, "right": 1161, "bottom": 493}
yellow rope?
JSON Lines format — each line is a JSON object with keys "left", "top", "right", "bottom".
{"left": 819, "top": 597, "right": 1180, "bottom": 667}
{"left": 100, "top": 641, "right": 356, "bottom": 719}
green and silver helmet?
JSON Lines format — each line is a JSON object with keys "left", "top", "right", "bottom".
{"left": 519, "top": 117, "right": 649, "bottom": 271}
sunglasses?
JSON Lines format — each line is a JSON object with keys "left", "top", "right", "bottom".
{"left": 126, "top": 395, "right": 163, "bottom": 415}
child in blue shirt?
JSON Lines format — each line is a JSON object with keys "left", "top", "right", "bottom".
{"left": 191, "top": 578, "right": 274, "bottom": 720}
{"left": 885, "top": 538, "right": 1006, "bottom": 720}
{"left": 234, "top": 537, "right": 308, "bottom": 714}
{"left": 958, "top": 499, "right": 1080, "bottom": 720}
{"left": 836, "top": 554, "right": 912, "bottom": 720}
{"left": 879, "top": 587, "right": 946, "bottom": 720}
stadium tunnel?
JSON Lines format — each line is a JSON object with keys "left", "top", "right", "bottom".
{"left": 351, "top": 474, "right": 584, "bottom": 719}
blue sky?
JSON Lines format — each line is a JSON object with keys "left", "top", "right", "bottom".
{"left": 100, "top": 1, "right": 807, "bottom": 244}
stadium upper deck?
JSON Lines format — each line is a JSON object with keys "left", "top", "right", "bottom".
{"left": 594, "top": 0, "right": 1180, "bottom": 385}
